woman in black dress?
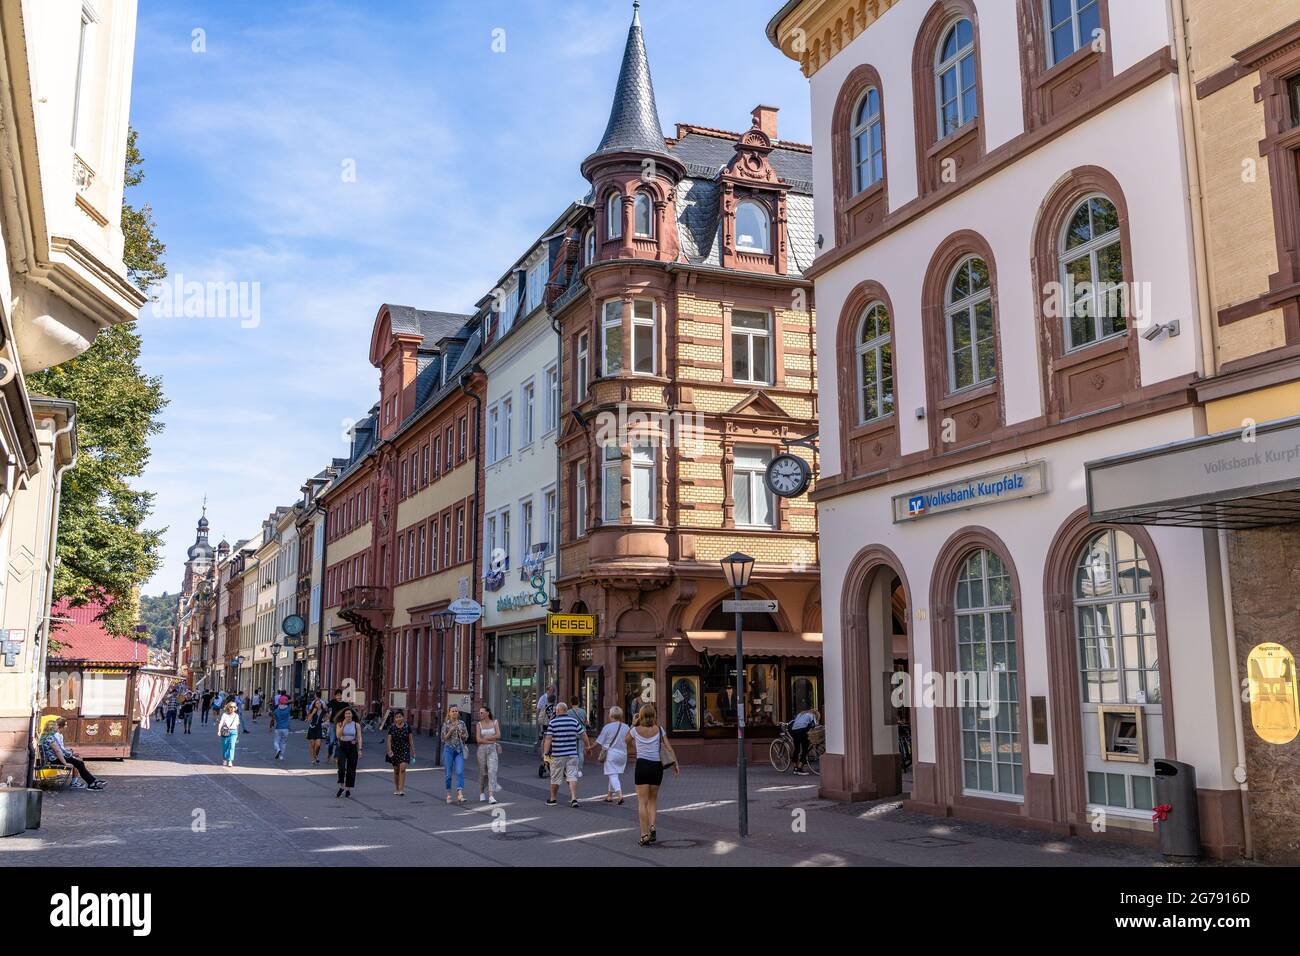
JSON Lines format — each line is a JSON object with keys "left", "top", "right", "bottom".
{"left": 386, "top": 709, "right": 415, "bottom": 796}
{"left": 305, "top": 697, "right": 326, "bottom": 765}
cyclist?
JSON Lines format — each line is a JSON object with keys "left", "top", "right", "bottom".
{"left": 790, "top": 707, "right": 820, "bottom": 776}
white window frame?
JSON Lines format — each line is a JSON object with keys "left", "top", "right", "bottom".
{"left": 520, "top": 497, "right": 535, "bottom": 559}
{"left": 731, "top": 309, "right": 771, "bottom": 385}
{"left": 543, "top": 363, "right": 559, "bottom": 433}
{"left": 602, "top": 300, "right": 624, "bottom": 376}
{"left": 606, "top": 191, "right": 623, "bottom": 240}
{"left": 630, "top": 443, "right": 656, "bottom": 524}
{"left": 934, "top": 17, "right": 977, "bottom": 139}
{"left": 631, "top": 298, "right": 657, "bottom": 375}
{"left": 487, "top": 403, "right": 501, "bottom": 465}
{"left": 544, "top": 487, "right": 558, "bottom": 556}
{"left": 576, "top": 332, "right": 590, "bottom": 400}
{"left": 735, "top": 201, "right": 771, "bottom": 254}
{"left": 851, "top": 86, "right": 883, "bottom": 194}
{"left": 733, "top": 446, "right": 774, "bottom": 528}
{"left": 585, "top": 228, "right": 596, "bottom": 265}
{"left": 1045, "top": 0, "right": 1102, "bottom": 67}
{"left": 71, "top": 4, "right": 97, "bottom": 150}
{"left": 520, "top": 379, "right": 536, "bottom": 448}
{"left": 602, "top": 444, "right": 622, "bottom": 524}
{"left": 501, "top": 396, "right": 513, "bottom": 461}
{"left": 1060, "top": 194, "right": 1126, "bottom": 352}
{"left": 856, "top": 302, "right": 894, "bottom": 424}
{"left": 575, "top": 462, "right": 588, "bottom": 537}
{"left": 945, "top": 256, "right": 996, "bottom": 394}
{"left": 634, "top": 192, "right": 654, "bottom": 238}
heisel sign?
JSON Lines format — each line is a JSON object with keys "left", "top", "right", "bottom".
{"left": 893, "top": 461, "right": 1047, "bottom": 523}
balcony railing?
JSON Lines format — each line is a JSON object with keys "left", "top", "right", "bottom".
{"left": 340, "top": 586, "right": 390, "bottom": 613}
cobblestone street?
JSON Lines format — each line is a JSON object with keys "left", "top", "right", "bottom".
{"left": 4, "top": 720, "right": 1171, "bottom": 867}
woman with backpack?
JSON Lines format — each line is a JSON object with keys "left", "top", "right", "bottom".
{"left": 625, "top": 703, "right": 678, "bottom": 847}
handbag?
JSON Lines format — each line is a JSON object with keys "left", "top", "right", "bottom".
{"left": 659, "top": 728, "right": 677, "bottom": 770}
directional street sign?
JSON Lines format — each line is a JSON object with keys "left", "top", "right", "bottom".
{"left": 722, "top": 599, "right": 779, "bottom": 614}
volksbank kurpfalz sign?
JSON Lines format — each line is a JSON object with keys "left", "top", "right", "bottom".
{"left": 893, "top": 461, "right": 1048, "bottom": 523}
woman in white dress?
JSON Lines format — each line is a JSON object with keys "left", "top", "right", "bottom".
{"left": 594, "top": 705, "right": 630, "bottom": 804}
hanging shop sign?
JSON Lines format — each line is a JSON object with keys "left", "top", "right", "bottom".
{"left": 548, "top": 613, "right": 596, "bottom": 637}
{"left": 893, "top": 461, "right": 1048, "bottom": 523}
{"left": 449, "top": 597, "right": 483, "bottom": 626}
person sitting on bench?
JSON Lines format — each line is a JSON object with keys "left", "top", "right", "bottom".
{"left": 40, "top": 719, "right": 106, "bottom": 790}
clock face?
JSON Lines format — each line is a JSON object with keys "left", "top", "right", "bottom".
{"left": 281, "top": 614, "right": 305, "bottom": 638}
{"left": 765, "top": 453, "right": 811, "bottom": 499}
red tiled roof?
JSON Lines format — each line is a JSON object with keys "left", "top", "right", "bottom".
{"left": 48, "top": 598, "right": 150, "bottom": 665}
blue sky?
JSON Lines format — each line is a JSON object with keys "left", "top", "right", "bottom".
{"left": 132, "top": 0, "right": 811, "bottom": 594}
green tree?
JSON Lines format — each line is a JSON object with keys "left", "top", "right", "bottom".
{"left": 27, "top": 126, "right": 168, "bottom": 636}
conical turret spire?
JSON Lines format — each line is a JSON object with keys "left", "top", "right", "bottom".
{"left": 587, "top": 2, "right": 672, "bottom": 165}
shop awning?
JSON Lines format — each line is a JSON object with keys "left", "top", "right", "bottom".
{"left": 684, "top": 631, "right": 823, "bottom": 658}
{"left": 1086, "top": 415, "right": 1300, "bottom": 529}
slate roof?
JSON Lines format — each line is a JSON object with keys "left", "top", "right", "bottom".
{"left": 49, "top": 599, "right": 150, "bottom": 665}
{"left": 384, "top": 305, "right": 470, "bottom": 349}
{"left": 668, "top": 130, "right": 814, "bottom": 193}
{"left": 586, "top": 2, "right": 674, "bottom": 165}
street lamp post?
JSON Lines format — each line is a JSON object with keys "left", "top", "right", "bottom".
{"left": 270, "top": 643, "right": 282, "bottom": 698}
{"left": 431, "top": 610, "right": 456, "bottom": 768}
{"left": 720, "top": 551, "right": 755, "bottom": 839}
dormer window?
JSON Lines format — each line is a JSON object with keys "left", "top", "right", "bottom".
{"left": 606, "top": 191, "right": 623, "bottom": 240}
{"left": 736, "top": 201, "right": 771, "bottom": 254}
{"left": 634, "top": 193, "right": 654, "bottom": 237}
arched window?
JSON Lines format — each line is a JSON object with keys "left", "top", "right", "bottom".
{"left": 584, "top": 228, "right": 595, "bottom": 265}
{"left": 1074, "top": 528, "right": 1159, "bottom": 812}
{"left": 945, "top": 256, "right": 995, "bottom": 392}
{"left": 735, "top": 201, "right": 770, "bottom": 254}
{"left": 634, "top": 192, "right": 654, "bottom": 237}
{"left": 1060, "top": 195, "right": 1125, "bottom": 350}
{"left": 605, "top": 191, "right": 623, "bottom": 240}
{"left": 1047, "top": 0, "right": 1102, "bottom": 66}
{"left": 852, "top": 87, "right": 883, "bottom": 193}
{"left": 935, "top": 18, "right": 977, "bottom": 137}
{"left": 855, "top": 302, "right": 894, "bottom": 423}
{"left": 954, "top": 548, "right": 1022, "bottom": 798}
{"left": 1074, "top": 529, "right": 1156, "bottom": 705}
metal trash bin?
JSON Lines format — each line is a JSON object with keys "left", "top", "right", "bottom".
{"left": 24, "top": 787, "right": 43, "bottom": 830}
{"left": 0, "top": 788, "right": 26, "bottom": 837}
{"left": 1153, "top": 759, "right": 1201, "bottom": 861}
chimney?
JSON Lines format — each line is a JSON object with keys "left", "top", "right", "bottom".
{"left": 752, "top": 104, "right": 779, "bottom": 140}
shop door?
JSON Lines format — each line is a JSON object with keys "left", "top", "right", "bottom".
{"left": 502, "top": 666, "right": 538, "bottom": 744}
{"left": 619, "top": 647, "right": 658, "bottom": 725}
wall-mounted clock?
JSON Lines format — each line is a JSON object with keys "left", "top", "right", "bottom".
{"left": 765, "top": 452, "right": 811, "bottom": 499}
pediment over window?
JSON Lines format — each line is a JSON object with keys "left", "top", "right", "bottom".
{"left": 723, "top": 389, "right": 790, "bottom": 420}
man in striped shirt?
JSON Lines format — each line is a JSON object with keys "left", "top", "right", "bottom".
{"left": 543, "top": 702, "right": 590, "bottom": 807}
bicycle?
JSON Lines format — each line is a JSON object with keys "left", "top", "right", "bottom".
{"left": 769, "top": 721, "right": 825, "bottom": 775}
{"left": 897, "top": 722, "right": 913, "bottom": 773}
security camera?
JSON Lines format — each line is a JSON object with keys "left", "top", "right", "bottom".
{"left": 1140, "top": 320, "right": 1180, "bottom": 342}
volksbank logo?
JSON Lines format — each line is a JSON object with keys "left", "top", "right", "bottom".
{"left": 908, "top": 495, "right": 927, "bottom": 516}
{"left": 50, "top": 886, "right": 152, "bottom": 936}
